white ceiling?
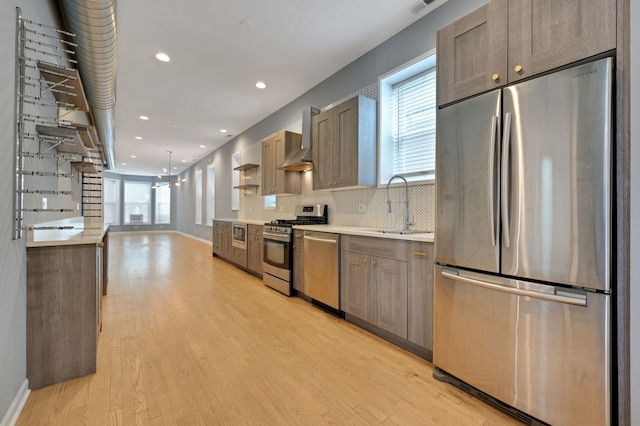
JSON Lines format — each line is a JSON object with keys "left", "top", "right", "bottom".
{"left": 112, "top": 0, "right": 447, "bottom": 176}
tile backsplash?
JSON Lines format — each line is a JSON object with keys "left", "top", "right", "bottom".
{"left": 239, "top": 170, "right": 435, "bottom": 231}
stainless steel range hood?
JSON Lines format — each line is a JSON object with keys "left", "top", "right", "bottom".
{"left": 278, "top": 107, "right": 319, "bottom": 171}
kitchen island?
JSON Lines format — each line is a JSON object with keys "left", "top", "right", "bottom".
{"left": 26, "top": 217, "right": 109, "bottom": 390}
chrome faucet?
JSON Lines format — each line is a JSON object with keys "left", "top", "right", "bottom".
{"left": 386, "top": 175, "right": 413, "bottom": 230}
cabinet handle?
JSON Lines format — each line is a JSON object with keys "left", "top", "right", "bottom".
{"left": 492, "top": 73, "right": 500, "bottom": 81}
{"left": 412, "top": 251, "right": 428, "bottom": 257}
{"left": 514, "top": 65, "right": 523, "bottom": 74}
{"left": 333, "top": 181, "right": 337, "bottom": 186}
{"left": 98, "top": 242, "right": 104, "bottom": 248}
{"left": 372, "top": 260, "right": 377, "bottom": 266}
{"left": 362, "top": 259, "right": 367, "bottom": 264}
{"left": 295, "top": 234, "right": 302, "bottom": 238}
{"left": 293, "top": 244, "right": 297, "bottom": 249}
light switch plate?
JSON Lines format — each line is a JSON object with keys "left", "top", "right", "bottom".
{"left": 42, "top": 197, "right": 47, "bottom": 209}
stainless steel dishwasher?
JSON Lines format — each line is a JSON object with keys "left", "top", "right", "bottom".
{"left": 303, "top": 231, "right": 339, "bottom": 309}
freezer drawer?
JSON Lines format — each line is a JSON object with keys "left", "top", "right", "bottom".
{"left": 433, "top": 266, "right": 610, "bottom": 426}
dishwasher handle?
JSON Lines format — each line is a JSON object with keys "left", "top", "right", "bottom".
{"left": 304, "top": 235, "right": 338, "bottom": 244}
{"left": 441, "top": 270, "right": 587, "bottom": 306}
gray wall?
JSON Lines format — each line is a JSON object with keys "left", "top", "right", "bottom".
{"left": 630, "top": 1, "right": 638, "bottom": 424}
{"left": 176, "top": 0, "right": 487, "bottom": 243}
{"left": 0, "top": 0, "right": 61, "bottom": 421}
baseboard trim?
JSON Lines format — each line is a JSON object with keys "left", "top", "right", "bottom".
{"left": 174, "top": 231, "right": 211, "bottom": 245}
{"left": 1, "top": 379, "right": 30, "bottom": 426}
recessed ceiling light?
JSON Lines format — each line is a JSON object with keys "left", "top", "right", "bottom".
{"left": 130, "top": 155, "right": 137, "bottom": 158}
{"left": 135, "top": 136, "right": 143, "bottom": 140}
{"left": 256, "top": 81, "right": 266, "bottom": 89}
{"left": 172, "top": 166, "right": 177, "bottom": 170}
{"left": 121, "top": 162, "right": 127, "bottom": 166}
{"left": 220, "top": 129, "right": 227, "bottom": 133}
{"left": 157, "top": 175, "right": 162, "bottom": 179}
{"left": 163, "top": 168, "right": 167, "bottom": 173}
{"left": 181, "top": 159, "right": 187, "bottom": 163}
{"left": 155, "top": 52, "right": 170, "bottom": 62}
{"left": 139, "top": 115, "right": 149, "bottom": 120}
{"left": 199, "top": 145, "right": 206, "bottom": 148}
{"left": 172, "top": 123, "right": 179, "bottom": 127}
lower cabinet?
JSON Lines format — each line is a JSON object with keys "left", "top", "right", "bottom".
{"left": 247, "top": 224, "right": 263, "bottom": 276}
{"left": 213, "top": 221, "right": 263, "bottom": 278}
{"left": 26, "top": 232, "right": 109, "bottom": 390}
{"left": 408, "top": 242, "right": 434, "bottom": 350}
{"left": 212, "top": 221, "right": 232, "bottom": 261}
{"left": 292, "top": 229, "right": 305, "bottom": 292}
{"left": 341, "top": 235, "right": 433, "bottom": 357}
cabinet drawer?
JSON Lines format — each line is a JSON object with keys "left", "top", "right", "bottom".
{"left": 248, "top": 224, "right": 263, "bottom": 236}
{"left": 341, "top": 235, "right": 409, "bottom": 261}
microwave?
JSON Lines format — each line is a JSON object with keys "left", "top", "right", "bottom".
{"left": 231, "top": 223, "right": 247, "bottom": 249}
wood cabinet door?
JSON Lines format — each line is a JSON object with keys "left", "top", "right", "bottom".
{"left": 508, "top": 0, "right": 616, "bottom": 83}
{"left": 221, "top": 224, "right": 232, "bottom": 259}
{"left": 292, "top": 230, "right": 305, "bottom": 292}
{"left": 272, "top": 131, "right": 286, "bottom": 194}
{"left": 407, "top": 243, "right": 434, "bottom": 350}
{"left": 261, "top": 137, "right": 274, "bottom": 195}
{"left": 333, "top": 96, "right": 359, "bottom": 188}
{"left": 312, "top": 108, "right": 334, "bottom": 190}
{"left": 341, "top": 251, "right": 371, "bottom": 320}
{"left": 370, "top": 256, "right": 408, "bottom": 338}
{"left": 437, "top": 0, "right": 508, "bottom": 106}
{"left": 212, "top": 222, "right": 222, "bottom": 255}
{"left": 247, "top": 237, "right": 263, "bottom": 275}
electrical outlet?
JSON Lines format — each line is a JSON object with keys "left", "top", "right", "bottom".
{"left": 42, "top": 197, "right": 47, "bottom": 209}
{"left": 76, "top": 203, "right": 80, "bottom": 210}
{"left": 358, "top": 202, "right": 367, "bottom": 213}
{"left": 279, "top": 205, "right": 284, "bottom": 212}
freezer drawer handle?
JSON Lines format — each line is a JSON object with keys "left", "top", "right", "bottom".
{"left": 441, "top": 270, "right": 587, "bottom": 306}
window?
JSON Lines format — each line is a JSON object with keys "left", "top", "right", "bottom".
{"left": 264, "top": 195, "right": 276, "bottom": 210}
{"left": 195, "top": 167, "right": 202, "bottom": 225}
{"left": 379, "top": 50, "right": 437, "bottom": 184}
{"left": 103, "top": 178, "right": 120, "bottom": 225}
{"left": 155, "top": 184, "right": 171, "bottom": 224}
{"left": 206, "top": 163, "right": 215, "bottom": 226}
{"left": 124, "top": 181, "right": 151, "bottom": 224}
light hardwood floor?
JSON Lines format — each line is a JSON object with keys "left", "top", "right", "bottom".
{"left": 17, "top": 232, "right": 521, "bottom": 425}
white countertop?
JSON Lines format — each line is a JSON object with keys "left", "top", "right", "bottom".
{"left": 220, "top": 218, "right": 434, "bottom": 242}
{"left": 26, "top": 217, "right": 110, "bottom": 248}
{"left": 292, "top": 224, "right": 434, "bottom": 243}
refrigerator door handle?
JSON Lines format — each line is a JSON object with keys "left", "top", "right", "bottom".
{"left": 441, "top": 270, "right": 588, "bottom": 306}
{"left": 487, "top": 115, "right": 498, "bottom": 246}
{"left": 501, "top": 111, "right": 512, "bottom": 248}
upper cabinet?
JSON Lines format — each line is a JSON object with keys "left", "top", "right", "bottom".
{"left": 261, "top": 130, "right": 302, "bottom": 195}
{"left": 437, "top": 0, "right": 508, "bottom": 107}
{"left": 437, "top": 0, "right": 616, "bottom": 106}
{"left": 312, "top": 95, "right": 376, "bottom": 190}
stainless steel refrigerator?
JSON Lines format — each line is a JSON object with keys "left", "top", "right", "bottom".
{"left": 434, "top": 57, "right": 612, "bottom": 425}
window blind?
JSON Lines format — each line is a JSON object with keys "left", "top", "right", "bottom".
{"left": 391, "top": 66, "right": 436, "bottom": 176}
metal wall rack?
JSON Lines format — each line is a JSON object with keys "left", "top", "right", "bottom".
{"left": 13, "top": 8, "right": 102, "bottom": 239}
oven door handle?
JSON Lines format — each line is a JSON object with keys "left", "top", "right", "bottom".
{"left": 263, "top": 232, "right": 291, "bottom": 242}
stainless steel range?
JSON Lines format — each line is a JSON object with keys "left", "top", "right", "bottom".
{"left": 263, "top": 205, "right": 328, "bottom": 295}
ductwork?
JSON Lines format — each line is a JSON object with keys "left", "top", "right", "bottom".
{"left": 59, "top": 0, "right": 117, "bottom": 170}
{"left": 278, "top": 107, "right": 319, "bottom": 171}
